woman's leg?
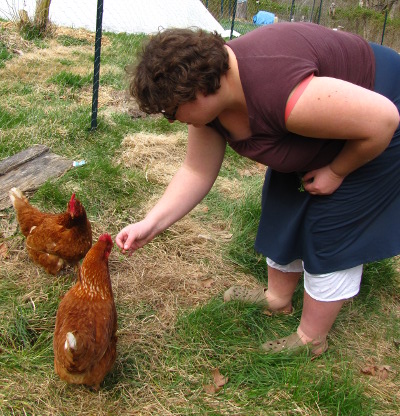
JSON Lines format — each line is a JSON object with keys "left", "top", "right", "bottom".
{"left": 265, "top": 263, "right": 302, "bottom": 312}
{"left": 262, "top": 264, "right": 363, "bottom": 355}
{"left": 224, "top": 258, "right": 302, "bottom": 312}
{"left": 297, "top": 264, "right": 363, "bottom": 342}
{"left": 297, "top": 293, "right": 345, "bottom": 342}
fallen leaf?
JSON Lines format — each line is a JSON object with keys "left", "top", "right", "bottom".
{"left": 203, "top": 384, "right": 221, "bottom": 394}
{"left": 378, "top": 366, "right": 390, "bottom": 380}
{"left": 212, "top": 368, "right": 229, "bottom": 387}
{"left": 0, "top": 242, "right": 8, "bottom": 259}
{"left": 201, "top": 278, "right": 214, "bottom": 288}
{"left": 203, "top": 368, "right": 229, "bottom": 395}
{"left": 361, "top": 365, "right": 394, "bottom": 380}
{"left": 361, "top": 365, "right": 376, "bottom": 376}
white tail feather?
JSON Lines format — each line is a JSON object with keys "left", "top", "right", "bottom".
{"left": 9, "top": 187, "right": 24, "bottom": 206}
{"left": 65, "top": 332, "right": 77, "bottom": 350}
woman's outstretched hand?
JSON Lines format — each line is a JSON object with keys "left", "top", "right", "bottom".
{"left": 115, "top": 220, "right": 155, "bottom": 256}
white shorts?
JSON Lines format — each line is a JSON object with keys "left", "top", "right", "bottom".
{"left": 266, "top": 258, "right": 363, "bottom": 302}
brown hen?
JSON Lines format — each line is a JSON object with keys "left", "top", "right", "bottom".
{"left": 53, "top": 233, "right": 117, "bottom": 390}
{"left": 9, "top": 187, "right": 92, "bottom": 275}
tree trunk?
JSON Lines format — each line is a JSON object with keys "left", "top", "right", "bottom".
{"left": 34, "top": 0, "right": 52, "bottom": 31}
{"left": 236, "top": 1, "right": 247, "bottom": 19}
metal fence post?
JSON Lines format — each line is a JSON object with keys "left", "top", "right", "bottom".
{"left": 289, "top": 0, "right": 295, "bottom": 21}
{"left": 317, "top": 0, "right": 323, "bottom": 23}
{"left": 90, "top": 0, "right": 104, "bottom": 131}
{"left": 230, "top": 0, "right": 237, "bottom": 39}
{"left": 381, "top": 9, "right": 388, "bottom": 45}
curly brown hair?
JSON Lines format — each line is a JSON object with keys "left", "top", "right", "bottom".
{"left": 127, "top": 28, "right": 229, "bottom": 115}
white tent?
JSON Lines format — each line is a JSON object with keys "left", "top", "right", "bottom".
{"left": 0, "top": 0, "right": 238, "bottom": 37}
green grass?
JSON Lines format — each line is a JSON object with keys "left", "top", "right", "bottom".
{"left": 0, "top": 40, "right": 12, "bottom": 68}
{"left": 57, "top": 35, "right": 91, "bottom": 47}
{"left": 0, "top": 21, "right": 399, "bottom": 415}
{"left": 169, "top": 299, "right": 372, "bottom": 414}
{"left": 48, "top": 70, "right": 93, "bottom": 90}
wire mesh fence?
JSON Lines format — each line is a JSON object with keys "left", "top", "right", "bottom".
{"left": 204, "top": 0, "right": 399, "bottom": 45}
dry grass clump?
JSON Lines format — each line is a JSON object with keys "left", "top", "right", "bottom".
{"left": 118, "top": 132, "right": 188, "bottom": 184}
{"left": 0, "top": 21, "right": 31, "bottom": 53}
{"left": 55, "top": 26, "right": 111, "bottom": 47}
{"left": 99, "top": 89, "right": 150, "bottom": 121}
{"left": 0, "top": 23, "right": 110, "bottom": 91}
{"left": 119, "top": 131, "right": 267, "bottom": 192}
{"left": 4, "top": 42, "right": 90, "bottom": 83}
{"left": 115, "top": 129, "right": 259, "bottom": 303}
{"left": 114, "top": 214, "right": 255, "bottom": 323}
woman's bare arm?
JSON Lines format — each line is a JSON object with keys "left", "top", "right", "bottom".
{"left": 286, "top": 76, "right": 399, "bottom": 194}
{"left": 116, "top": 125, "right": 226, "bottom": 252}
{"left": 145, "top": 125, "right": 226, "bottom": 232}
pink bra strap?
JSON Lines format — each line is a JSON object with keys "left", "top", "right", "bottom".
{"left": 285, "top": 73, "right": 314, "bottom": 123}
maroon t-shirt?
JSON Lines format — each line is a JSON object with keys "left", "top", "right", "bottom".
{"left": 208, "top": 22, "right": 375, "bottom": 173}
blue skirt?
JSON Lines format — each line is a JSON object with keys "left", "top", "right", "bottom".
{"left": 254, "top": 43, "right": 400, "bottom": 274}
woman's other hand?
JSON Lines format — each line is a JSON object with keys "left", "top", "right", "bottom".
{"left": 302, "top": 165, "right": 344, "bottom": 195}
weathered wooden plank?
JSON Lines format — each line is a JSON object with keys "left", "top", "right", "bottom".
{"left": 0, "top": 151, "right": 72, "bottom": 210}
{"left": 0, "top": 144, "right": 49, "bottom": 175}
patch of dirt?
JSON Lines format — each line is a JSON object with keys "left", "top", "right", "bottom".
{"left": 99, "top": 89, "right": 152, "bottom": 120}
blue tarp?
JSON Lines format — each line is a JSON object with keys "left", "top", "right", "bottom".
{"left": 253, "top": 11, "right": 275, "bottom": 25}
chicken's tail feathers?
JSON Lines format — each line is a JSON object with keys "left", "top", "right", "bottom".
{"left": 59, "top": 331, "right": 90, "bottom": 372}
{"left": 64, "top": 331, "right": 87, "bottom": 356}
{"left": 66, "top": 332, "right": 77, "bottom": 350}
{"left": 63, "top": 332, "right": 84, "bottom": 363}
{"left": 9, "top": 187, "right": 27, "bottom": 207}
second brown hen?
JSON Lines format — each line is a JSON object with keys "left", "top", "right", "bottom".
{"left": 9, "top": 187, "right": 92, "bottom": 275}
{"left": 53, "top": 234, "right": 117, "bottom": 390}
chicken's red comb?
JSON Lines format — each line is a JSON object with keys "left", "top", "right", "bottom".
{"left": 99, "top": 234, "right": 113, "bottom": 245}
{"left": 67, "top": 193, "right": 77, "bottom": 214}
